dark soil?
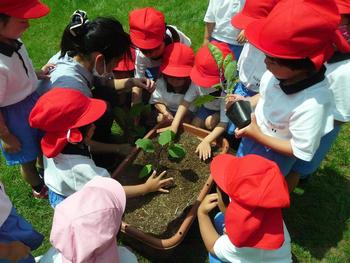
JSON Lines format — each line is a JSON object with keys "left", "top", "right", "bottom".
{"left": 116, "top": 132, "right": 221, "bottom": 239}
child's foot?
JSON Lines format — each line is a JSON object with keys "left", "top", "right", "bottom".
{"left": 32, "top": 185, "right": 48, "bottom": 199}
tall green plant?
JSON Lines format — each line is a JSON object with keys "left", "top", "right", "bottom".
{"left": 135, "top": 130, "right": 186, "bottom": 178}
{"left": 193, "top": 43, "right": 239, "bottom": 107}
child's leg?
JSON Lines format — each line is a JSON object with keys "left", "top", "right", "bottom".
{"left": 286, "top": 171, "right": 300, "bottom": 193}
{"left": 205, "top": 113, "right": 220, "bottom": 130}
{"left": 20, "top": 161, "right": 42, "bottom": 189}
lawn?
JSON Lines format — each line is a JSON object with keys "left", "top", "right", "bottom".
{"left": 1, "top": 0, "right": 350, "bottom": 262}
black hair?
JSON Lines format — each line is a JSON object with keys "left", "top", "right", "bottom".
{"left": 0, "top": 13, "right": 10, "bottom": 24}
{"left": 60, "top": 11, "right": 131, "bottom": 64}
{"left": 271, "top": 57, "right": 316, "bottom": 73}
{"left": 164, "top": 75, "right": 191, "bottom": 94}
{"left": 215, "top": 184, "right": 230, "bottom": 207}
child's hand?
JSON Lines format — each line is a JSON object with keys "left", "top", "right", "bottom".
{"left": 36, "top": 63, "right": 55, "bottom": 80}
{"left": 225, "top": 94, "right": 246, "bottom": 110}
{"left": 236, "top": 30, "right": 247, "bottom": 44}
{"left": 132, "top": 78, "right": 156, "bottom": 93}
{"left": 163, "top": 112, "right": 174, "bottom": 122}
{"left": 1, "top": 133, "right": 21, "bottom": 153}
{"left": 198, "top": 193, "right": 219, "bottom": 215}
{"left": 195, "top": 140, "right": 212, "bottom": 161}
{"left": 145, "top": 171, "right": 174, "bottom": 193}
{"left": 3, "top": 241, "right": 31, "bottom": 263}
{"left": 234, "top": 113, "right": 260, "bottom": 139}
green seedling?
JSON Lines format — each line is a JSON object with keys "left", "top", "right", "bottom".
{"left": 193, "top": 43, "right": 239, "bottom": 107}
{"left": 135, "top": 130, "right": 186, "bottom": 178}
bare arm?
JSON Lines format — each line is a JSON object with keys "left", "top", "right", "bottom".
{"left": 203, "top": 22, "right": 215, "bottom": 46}
{"left": 107, "top": 77, "right": 156, "bottom": 94}
{"left": 235, "top": 114, "right": 294, "bottom": 156}
{"left": 85, "top": 139, "right": 133, "bottom": 156}
{"left": 170, "top": 100, "right": 191, "bottom": 133}
{"left": 197, "top": 194, "right": 220, "bottom": 254}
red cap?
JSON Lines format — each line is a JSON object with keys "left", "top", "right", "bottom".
{"left": 129, "top": 7, "right": 165, "bottom": 49}
{"left": 231, "top": 0, "right": 278, "bottom": 30}
{"left": 160, "top": 43, "right": 195, "bottom": 77}
{"left": 190, "top": 41, "right": 234, "bottom": 88}
{"left": 113, "top": 48, "right": 135, "bottom": 72}
{"left": 210, "top": 154, "right": 290, "bottom": 249}
{"left": 245, "top": 0, "right": 350, "bottom": 70}
{"left": 335, "top": 0, "right": 350, "bottom": 14}
{"left": 0, "top": 0, "right": 50, "bottom": 19}
{"left": 29, "top": 88, "right": 106, "bottom": 158}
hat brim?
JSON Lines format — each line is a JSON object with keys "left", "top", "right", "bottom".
{"left": 231, "top": 13, "right": 257, "bottom": 30}
{"left": 130, "top": 36, "right": 162, "bottom": 50}
{"left": 190, "top": 65, "right": 220, "bottom": 88}
{"left": 11, "top": 0, "right": 50, "bottom": 19}
{"left": 161, "top": 65, "right": 192, "bottom": 77}
{"left": 210, "top": 154, "right": 238, "bottom": 193}
{"left": 72, "top": 98, "right": 107, "bottom": 129}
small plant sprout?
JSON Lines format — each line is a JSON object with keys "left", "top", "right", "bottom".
{"left": 193, "top": 43, "right": 239, "bottom": 107}
{"left": 135, "top": 130, "right": 186, "bottom": 178}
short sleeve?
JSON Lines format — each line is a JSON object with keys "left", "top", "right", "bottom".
{"left": 184, "top": 83, "right": 200, "bottom": 103}
{"left": 0, "top": 69, "right": 8, "bottom": 105}
{"left": 204, "top": 0, "right": 216, "bottom": 23}
{"left": 149, "top": 78, "right": 166, "bottom": 104}
{"left": 134, "top": 49, "right": 147, "bottom": 78}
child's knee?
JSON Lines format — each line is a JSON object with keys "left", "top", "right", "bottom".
{"left": 205, "top": 114, "right": 219, "bottom": 130}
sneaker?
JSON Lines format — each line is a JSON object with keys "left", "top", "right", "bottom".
{"left": 32, "top": 185, "right": 48, "bottom": 199}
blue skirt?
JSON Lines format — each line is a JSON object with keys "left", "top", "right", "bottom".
{"left": 0, "top": 207, "right": 43, "bottom": 262}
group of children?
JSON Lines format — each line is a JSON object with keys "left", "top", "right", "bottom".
{"left": 0, "top": 0, "right": 349, "bottom": 262}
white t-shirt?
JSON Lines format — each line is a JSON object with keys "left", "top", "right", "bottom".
{"left": 0, "top": 40, "right": 38, "bottom": 106}
{"left": 255, "top": 71, "right": 334, "bottom": 161}
{"left": 213, "top": 223, "right": 292, "bottom": 263}
{"left": 204, "top": 0, "right": 245, "bottom": 46}
{"left": 44, "top": 154, "right": 110, "bottom": 197}
{"left": 0, "top": 181, "right": 12, "bottom": 227}
{"left": 184, "top": 84, "right": 221, "bottom": 111}
{"left": 149, "top": 77, "right": 195, "bottom": 112}
{"left": 325, "top": 59, "right": 350, "bottom": 122}
{"left": 134, "top": 25, "right": 191, "bottom": 78}
{"left": 237, "top": 43, "right": 267, "bottom": 93}
{"left": 37, "top": 246, "right": 138, "bottom": 263}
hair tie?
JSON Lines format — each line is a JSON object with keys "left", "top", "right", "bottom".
{"left": 69, "top": 10, "right": 89, "bottom": 37}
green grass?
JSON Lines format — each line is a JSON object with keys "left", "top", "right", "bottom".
{"left": 1, "top": 0, "right": 350, "bottom": 262}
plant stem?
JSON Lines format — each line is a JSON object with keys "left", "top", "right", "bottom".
{"left": 155, "top": 146, "right": 164, "bottom": 172}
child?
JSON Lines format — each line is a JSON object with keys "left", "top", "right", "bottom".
{"left": 226, "top": 0, "right": 277, "bottom": 135}
{"left": 203, "top": 0, "right": 245, "bottom": 59}
{"left": 227, "top": 0, "right": 349, "bottom": 181}
{"left": 198, "top": 154, "right": 292, "bottom": 262}
{"left": 170, "top": 42, "right": 233, "bottom": 161}
{"left": 149, "top": 43, "right": 195, "bottom": 123}
{"left": 289, "top": 0, "right": 350, "bottom": 188}
{"left": 0, "top": 0, "right": 51, "bottom": 198}
{"left": 29, "top": 88, "right": 174, "bottom": 208}
{"left": 128, "top": 7, "right": 191, "bottom": 105}
{"left": 37, "top": 176, "right": 138, "bottom": 263}
{"left": 0, "top": 180, "right": 43, "bottom": 262}
{"left": 37, "top": 10, "right": 155, "bottom": 159}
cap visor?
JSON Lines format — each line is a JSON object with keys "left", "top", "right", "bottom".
{"left": 15, "top": 1, "right": 50, "bottom": 19}
{"left": 190, "top": 66, "right": 220, "bottom": 88}
{"left": 161, "top": 66, "right": 192, "bottom": 77}
{"left": 210, "top": 154, "right": 237, "bottom": 193}
{"left": 131, "top": 37, "right": 162, "bottom": 50}
{"left": 73, "top": 99, "right": 107, "bottom": 128}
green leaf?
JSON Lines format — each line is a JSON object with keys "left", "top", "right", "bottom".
{"left": 129, "top": 103, "right": 151, "bottom": 117}
{"left": 139, "top": 164, "right": 153, "bottom": 178}
{"left": 135, "top": 138, "right": 155, "bottom": 153}
{"left": 158, "top": 130, "right": 175, "bottom": 146}
{"left": 113, "top": 106, "right": 127, "bottom": 127}
{"left": 224, "top": 62, "right": 235, "bottom": 83}
{"left": 211, "top": 83, "right": 223, "bottom": 90}
{"left": 223, "top": 54, "right": 233, "bottom": 70}
{"left": 193, "top": 95, "right": 216, "bottom": 107}
{"left": 168, "top": 144, "right": 186, "bottom": 159}
{"left": 208, "top": 43, "right": 223, "bottom": 69}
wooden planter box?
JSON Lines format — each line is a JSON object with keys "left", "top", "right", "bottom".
{"left": 111, "top": 123, "right": 229, "bottom": 257}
